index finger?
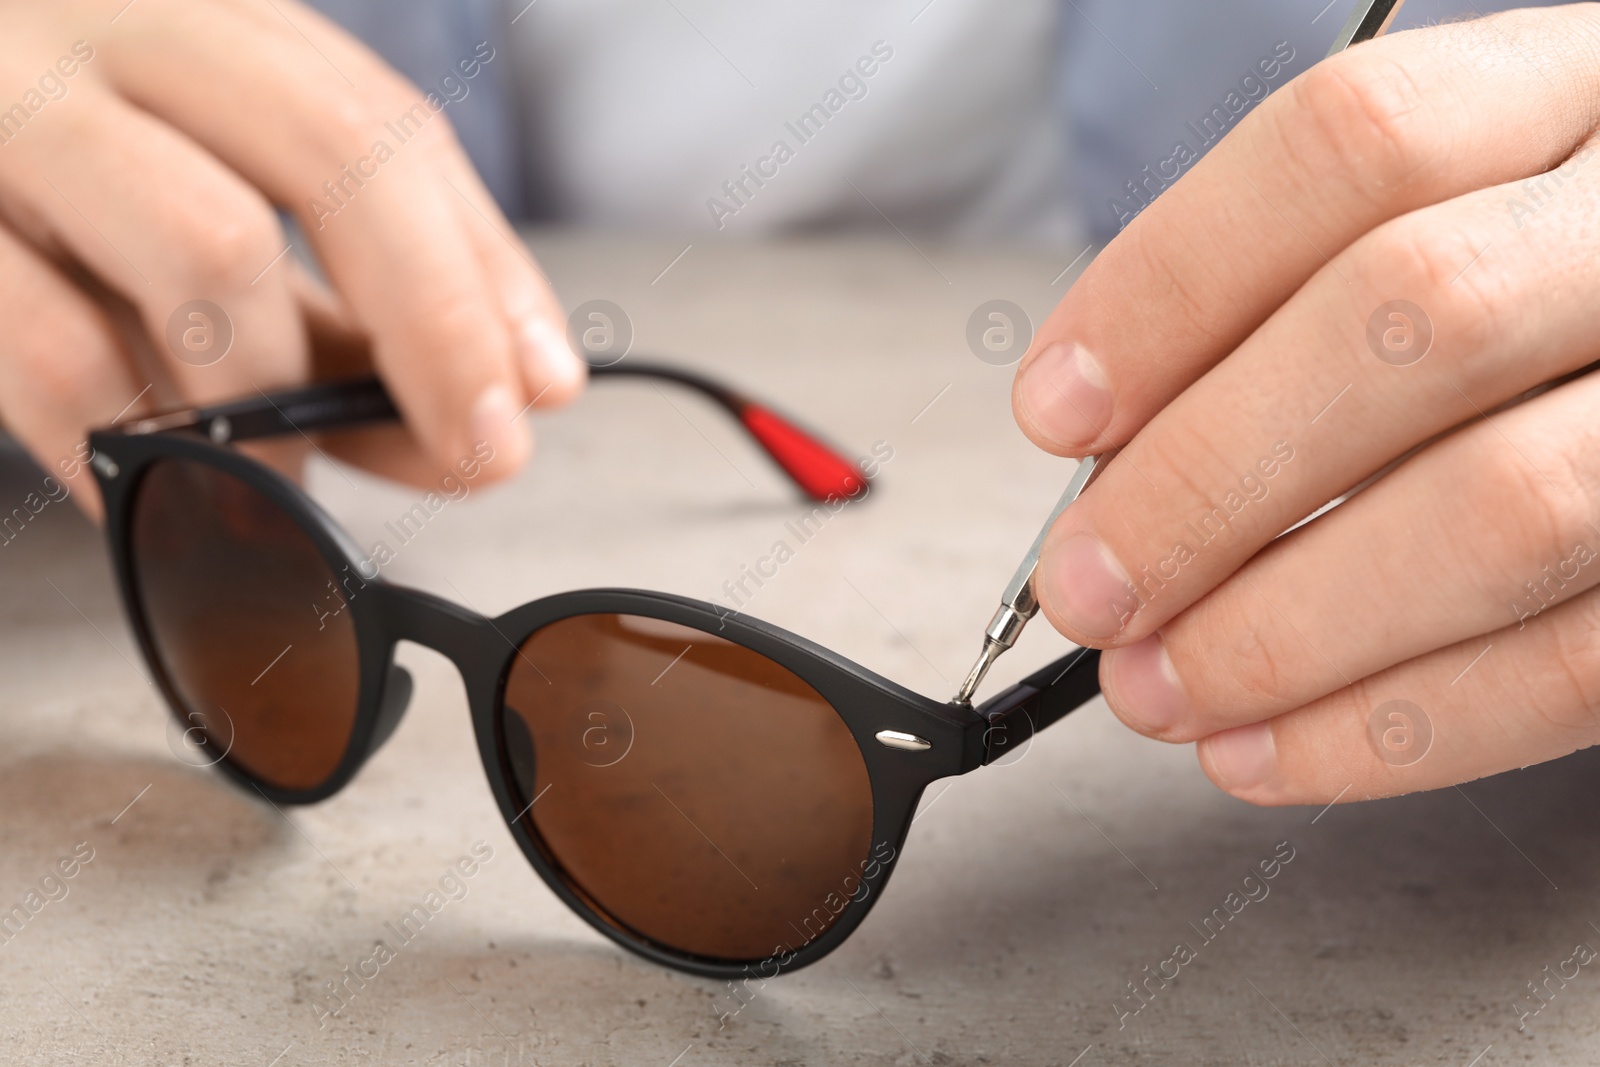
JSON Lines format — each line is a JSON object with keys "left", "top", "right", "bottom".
{"left": 1023, "top": 7, "right": 1600, "bottom": 646}
{"left": 1012, "top": 6, "right": 1600, "bottom": 458}
{"left": 102, "top": 2, "right": 579, "bottom": 474}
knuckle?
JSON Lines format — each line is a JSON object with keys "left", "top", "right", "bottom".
{"left": 17, "top": 336, "right": 93, "bottom": 412}
{"left": 1539, "top": 594, "right": 1600, "bottom": 735}
{"left": 1467, "top": 428, "right": 1582, "bottom": 571}
{"left": 383, "top": 91, "right": 455, "bottom": 144}
{"left": 1287, "top": 55, "right": 1436, "bottom": 204}
{"left": 1220, "top": 618, "right": 1293, "bottom": 708}
{"left": 1117, "top": 221, "right": 1230, "bottom": 350}
{"left": 320, "top": 86, "right": 456, "bottom": 165}
{"left": 1135, "top": 422, "right": 1278, "bottom": 559}
{"left": 418, "top": 290, "right": 494, "bottom": 345}
{"left": 314, "top": 93, "right": 385, "bottom": 159}
{"left": 389, "top": 290, "right": 510, "bottom": 396}
{"left": 168, "top": 197, "right": 283, "bottom": 293}
{"left": 0, "top": 333, "right": 112, "bottom": 445}
{"left": 0, "top": 281, "right": 110, "bottom": 411}
{"left": 1181, "top": 591, "right": 1297, "bottom": 719}
{"left": 1358, "top": 218, "right": 1504, "bottom": 353}
{"left": 405, "top": 95, "right": 459, "bottom": 150}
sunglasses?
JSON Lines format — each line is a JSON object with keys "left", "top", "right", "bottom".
{"left": 87, "top": 362, "right": 1103, "bottom": 979}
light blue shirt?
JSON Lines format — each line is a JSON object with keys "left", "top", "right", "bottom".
{"left": 309, "top": 0, "right": 1552, "bottom": 242}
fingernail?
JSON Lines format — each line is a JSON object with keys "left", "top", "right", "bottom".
{"left": 1200, "top": 722, "right": 1277, "bottom": 794}
{"left": 1040, "top": 531, "right": 1138, "bottom": 640}
{"left": 470, "top": 384, "right": 532, "bottom": 470}
{"left": 519, "top": 317, "right": 586, "bottom": 402}
{"left": 1102, "top": 633, "right": 1192, "bottom": 734}
{"left": 1016, "top": 342, "right": 1113, "bottom": 451}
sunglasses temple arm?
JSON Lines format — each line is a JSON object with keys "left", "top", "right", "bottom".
{"left": 101, "top": 378, "right": 402, "bottom": 441}
{"left": 973, "top": 646, "right": 1103, "bottom": 766}
{"left": 589, "top": 362, "right": 871, "bottom": 502}
{"left": 108, "top": 367, "right": 869, "bottom": 503}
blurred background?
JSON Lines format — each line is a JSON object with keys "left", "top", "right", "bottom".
{"left": 308, "top": 0, "right": 1553, "bottom": 247}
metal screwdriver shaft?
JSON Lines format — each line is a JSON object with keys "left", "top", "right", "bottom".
{"left": 952, "top": 452, "right": 1112, "bottom": 704}
{"left": 1327, "top": 0, "right": 1406, "bottom": 57}
{"left": 950, "top": 0, "right": 1408, "bottom": 706}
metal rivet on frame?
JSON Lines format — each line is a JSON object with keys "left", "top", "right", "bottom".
{"left": 209, "top": 415, "right": 232, "bottom": 444}
{"left": 90, "top": 453, "right": 119, "bottom": 479}
{"left": 875, "top": 730, "right": 932, "bottom": 752}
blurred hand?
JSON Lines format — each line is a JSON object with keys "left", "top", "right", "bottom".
{"left": 1014, "top": 6, "right": 1600, "bottom": 805}
{"left": 0, "top": 0, "right": 584, "bottom": 516}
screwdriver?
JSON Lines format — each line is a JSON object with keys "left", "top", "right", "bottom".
{"left": 951, "top": 0, "right": 1409, "bottom": 705}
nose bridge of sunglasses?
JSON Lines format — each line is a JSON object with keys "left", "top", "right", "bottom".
{"left": 368, "top": 584, "right": 507, "bottom": 682}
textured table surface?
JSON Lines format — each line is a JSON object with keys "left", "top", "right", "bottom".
{"left": 2, "top": 234, "right": 1598, "bottom": 1066}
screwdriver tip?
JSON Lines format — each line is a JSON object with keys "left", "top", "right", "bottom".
{"left": 954, "top": 638, "right": 1004, "bottom": 705}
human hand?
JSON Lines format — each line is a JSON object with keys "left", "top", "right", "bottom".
{"left": 1013, "top": 6, "right": 1600, "bottom": 805}
{"left": 0, "top": 0, "right": 584, "bottom": 516}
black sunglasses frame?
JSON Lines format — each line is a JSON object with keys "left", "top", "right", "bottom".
{"left": 87, "top": 369, "right": 1103, "bottom": 980}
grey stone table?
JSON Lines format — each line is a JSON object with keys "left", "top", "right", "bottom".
{"left": 2, "top": 235, "right": 1597, "bottom": 1066}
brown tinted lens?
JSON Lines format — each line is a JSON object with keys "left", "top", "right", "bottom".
{"left": 129, "top": 458, "right": 360, "bottom": 791}
{"left": 501, "top": 613, "right": 875, "bottom": 962}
